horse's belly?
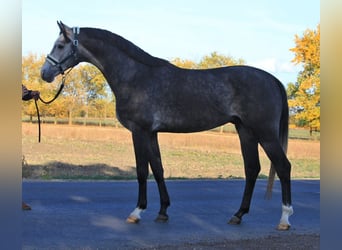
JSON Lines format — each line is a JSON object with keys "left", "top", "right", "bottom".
{"left": 153, "top": 111, "right": 231, "bottom": 133}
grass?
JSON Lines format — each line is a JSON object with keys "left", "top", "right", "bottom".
{"left": 22, "top": 123, "right": 320, "bottom": 180}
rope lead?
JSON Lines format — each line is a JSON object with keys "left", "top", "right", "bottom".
{"left": 33, "top": 75, "right": 67, "bottom": 143}
{"left": 34, "top": 99, "right": 41, "bottom": 143}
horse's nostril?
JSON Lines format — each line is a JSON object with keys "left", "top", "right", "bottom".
{"left": 41, "top": 69, "right": 47, "bottom": 80}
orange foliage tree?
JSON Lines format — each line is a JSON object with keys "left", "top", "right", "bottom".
{"left": 171, "top": 51, "right": 245, "bottom": 69}
{"left": 287, "top": 24, "right": 320, "bottom": 131}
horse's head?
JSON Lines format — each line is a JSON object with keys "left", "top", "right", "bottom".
{"left": 41, "top": 21, "right": 80, "bottom": 82}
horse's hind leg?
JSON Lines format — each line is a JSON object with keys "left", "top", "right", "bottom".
{"left": 260, "top": 139, "right": 293, "bottom": 230}
{"left": 229, "top": 124, "right": 261, "bottom": 225}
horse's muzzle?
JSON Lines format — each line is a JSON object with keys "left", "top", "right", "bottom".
{"left": 40, "top": 66, "right": 56, "bottom": 83}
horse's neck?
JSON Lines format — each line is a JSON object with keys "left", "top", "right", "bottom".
{"left": 80, "top": 35, "right": 147, "bottom": 89}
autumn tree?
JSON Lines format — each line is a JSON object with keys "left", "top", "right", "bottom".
{"left": 171, "top": 58, "right": 197, "bottom": 69}
{"left": 171, "top": 51, "right": 245, "bottom": 69}
{"left": 55, "top": 63, "right": 109, "bottom": 124}
{"left": 22, "top": 53, "right": 62, "bottom": 120}
{"left": 197, "top": 51, "right": 245, "bottom": 69}
{"left": 22, "top": 54, "right": 112, "bottom": 125}
{"left": 288, "top": 24, "right": 320, "bottom": 131}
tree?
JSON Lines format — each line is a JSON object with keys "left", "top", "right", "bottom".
{"left": 22, "top": 53, "right": 62, "bottom": 120}
{"left": 288, "top": 24, "right": 320, "bottom": 131}
{"left": 59, "top": 63, "right": 108, "bottom": 124}
{"left": 21, "top": 54, "right": 113, "bottom": 125}
{"left": 171, "top": 58, "right": 197, "bottom": 69}
{"left": 171, "top": 51, "right": 245, "bottom": 69}
{"left": 79, "top": 63, "right": 108, "bottom": 121}
{"left": 197, "top": 51, "right": 245, "bottom": 69}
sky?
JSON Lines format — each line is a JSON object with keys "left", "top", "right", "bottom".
{"left": 22, "top": 0, "right": 320, "bottom": 85}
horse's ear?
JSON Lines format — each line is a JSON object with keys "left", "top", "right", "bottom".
{"left": 57, "top": 21, "right": 64, "bottom": 33}
{"left": 57, "top": 21, "right": 70, "bottom": 42}
{"left": 57, "top": 21, "right": 62, "bottom": 30}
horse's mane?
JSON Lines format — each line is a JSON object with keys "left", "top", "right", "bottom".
{"left": 82, "top": 28, "right": 170, "bottom": 67}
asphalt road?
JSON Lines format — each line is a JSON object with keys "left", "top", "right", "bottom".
{"left": 22, "top": 179, "right": 320, "bottom": 249}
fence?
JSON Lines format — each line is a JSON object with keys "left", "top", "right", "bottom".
{"left": 22, "top": 116, "right": 320, "bottom": 140}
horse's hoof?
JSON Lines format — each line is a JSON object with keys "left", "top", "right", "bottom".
{"left": 155, "top": 214, "right": 169, "bottom": 223}
{"left": 126, "top": 216, "right": 140, "bottom": 224}
{"left": 228, "top": 215, "right": 241, "bottom": 225}
{"left": 277, "top": 223, "right": 291, "bottom": 230}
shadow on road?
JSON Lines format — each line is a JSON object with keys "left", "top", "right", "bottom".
{"left": 22, "top": 161, "right": 137, "bottom": 180}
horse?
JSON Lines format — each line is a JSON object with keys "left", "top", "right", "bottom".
{"left": 41, "top": 21, "right": 293, "bottom": 230}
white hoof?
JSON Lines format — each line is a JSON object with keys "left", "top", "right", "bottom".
{"left": 277, "top": 223, "right": 291, "bottom": 230}
{"left": 126, "top": 215, "right": 140, "bottom": 224}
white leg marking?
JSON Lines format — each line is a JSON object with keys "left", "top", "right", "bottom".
{"left": 278, "top": 204, "right": 294, "bottom": 229}
{"left": 129, "top": 207, "right": 144, "bottom": 220}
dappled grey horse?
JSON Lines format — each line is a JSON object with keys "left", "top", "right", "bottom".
{"left": 41, "top": 22, "right": 293, "bottom": 230}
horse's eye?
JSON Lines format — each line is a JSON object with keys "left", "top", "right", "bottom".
{"left": 57, "top": 44, "right": 64, "bottom": 49}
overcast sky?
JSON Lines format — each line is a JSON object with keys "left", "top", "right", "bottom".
{"left": 22, "top": 0, "right": 320, "bottom": 85}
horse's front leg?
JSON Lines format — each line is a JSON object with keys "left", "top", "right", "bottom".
{"left": 126, "top": 131, "right": 150, "bottom": 223}
{"left": 149, "top": 132, "right": 170, "bottom": 222}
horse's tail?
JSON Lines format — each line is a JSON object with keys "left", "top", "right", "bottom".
{"left": 265, "top": 80, "right": 289, "bottom": 199}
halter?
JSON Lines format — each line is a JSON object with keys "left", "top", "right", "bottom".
{"left": 46, "top": 27, "right": 80, "bottom": 75}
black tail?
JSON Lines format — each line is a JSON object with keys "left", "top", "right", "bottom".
{"left": 265, "top": 81, "right": 289, "bottom": 199}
